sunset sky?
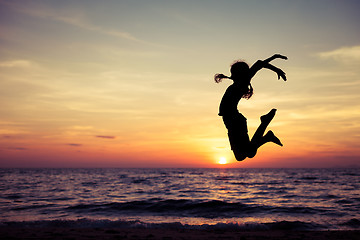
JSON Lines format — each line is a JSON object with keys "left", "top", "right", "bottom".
{"left": 1, "top": 0, "right": 360, "bottom": 168}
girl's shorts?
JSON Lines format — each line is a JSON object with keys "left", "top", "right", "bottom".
{"left": 222, "top": 113, "right": 250, "bottom": 151}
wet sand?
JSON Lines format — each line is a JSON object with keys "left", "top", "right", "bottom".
{"left": 1, "top": 227, "right": 359, "bottom": 240}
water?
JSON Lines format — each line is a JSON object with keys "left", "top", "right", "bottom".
{"left": 1, "top": 168, "right": 359, "bottom": 230}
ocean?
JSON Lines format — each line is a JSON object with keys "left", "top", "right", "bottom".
{"left": 1, "top": 168, "right": 359, "bottom": 231}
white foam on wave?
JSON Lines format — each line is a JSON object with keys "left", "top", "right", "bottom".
{"left": 0, "top": 218, "right": 332, "bottom": 231}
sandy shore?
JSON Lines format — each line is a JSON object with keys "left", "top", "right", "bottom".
{"left": 0, "top": 227, "right": 359, "bottom": 240}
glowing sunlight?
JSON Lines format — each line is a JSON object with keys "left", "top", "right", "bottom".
{"left": 218, "top": 157, "right": 227, "bottom": 165}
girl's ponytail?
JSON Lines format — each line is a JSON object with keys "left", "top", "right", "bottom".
{"left": 214, "top": 73, "right": 230, "bottom": 83}
{"left": 242, "top": 83, "right": 253, "bottom": 99}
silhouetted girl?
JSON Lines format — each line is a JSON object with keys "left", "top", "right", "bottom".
{"left": 215, "top": 54, "right": 287, "bottom": 161}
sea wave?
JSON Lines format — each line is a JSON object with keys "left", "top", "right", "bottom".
{"left": 2, "top": 168, "right": 359, "bottom": 231}
{"left": 0, "top": 218, "right": 327, "bottom": 231}
{"left": 66, "top": 199, "right": 332, "bottom": 218}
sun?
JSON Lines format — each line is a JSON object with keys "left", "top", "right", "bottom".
{"left": 218, "top": 157, "right": 227, "bottom": 165}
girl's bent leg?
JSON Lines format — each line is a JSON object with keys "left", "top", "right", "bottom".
{"left": 264, "top": 130, "right": 283, "bottom": 146}
{"left": 232, "top": 143, "right": 257, "bottom": 161}
{"left": 233, "top": 150, "right": 247, "bottom": 161}
{"left": 251, "top": 109, "right": 276, "bottom": 147}
{"left": 260, "top": 109, "right": 277, "bottom": 124}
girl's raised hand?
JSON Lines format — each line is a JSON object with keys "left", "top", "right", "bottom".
{"left": 277, "top": 69, "right": 287, "bottom": 81}
{"left": 274, "top": 54, "right": 288, "bottom": 60}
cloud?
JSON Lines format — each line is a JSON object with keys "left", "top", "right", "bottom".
{"left": 5, "top": 1, "right": 151, "bottom": 45}
{"left": 318, "top": 45, "right": 360, "bottom": 61}
{"left": 96, "top": 135, "right": 116, "bottom": 139}
{"left": 7, "top": 147, "right": 27, "bottom": 151}
{"left": 0, "top": 60, "right": 33, "bottom": 68}
{"left": 67, "top": 143, "right": 82, "bottom": 147}
{"left": 54, "top": 15, "right": 145, "bottom": 44}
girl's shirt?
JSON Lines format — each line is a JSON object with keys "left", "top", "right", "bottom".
{"left": 218, "top": 83, "right": 248, "bottom": 116}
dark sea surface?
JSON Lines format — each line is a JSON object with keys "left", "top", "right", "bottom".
{"left": 1, "top": 168, "right": 359, "bottom": 230}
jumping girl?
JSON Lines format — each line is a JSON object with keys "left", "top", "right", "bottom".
{"left": 215, "top": 54, "right": 287, "bottom": 161}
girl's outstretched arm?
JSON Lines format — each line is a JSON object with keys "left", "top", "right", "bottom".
{"left": 264, "top": 54, "right": 288, "bottom": 63}
{"left": 249, "top": 54, "right": 287, "bottom": 80}
{"left": 264, "top": 63, "right": 287, "bottom": 81}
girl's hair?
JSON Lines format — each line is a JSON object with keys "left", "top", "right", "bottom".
{"left": 214, "top": 73, "right": 230, "bottom": 83}
{"left": 242, "top": 84, "right": 253, "bottom": 99}
{"left": 214, "top": 61, "right": 254, "bottom": 99}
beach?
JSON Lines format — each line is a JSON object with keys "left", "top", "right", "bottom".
{"left": 1, "top": 227, "right": 360, "bottom": 240}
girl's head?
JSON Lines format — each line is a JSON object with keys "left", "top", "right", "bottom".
{"left": 230, "top": 61, "right": 250, "bottom": 80}
{"left": 214, "top": 60, "right": 250, "bottom": 83}
{"left": 214, "top": 60, "right": 253, "bottom": 99}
